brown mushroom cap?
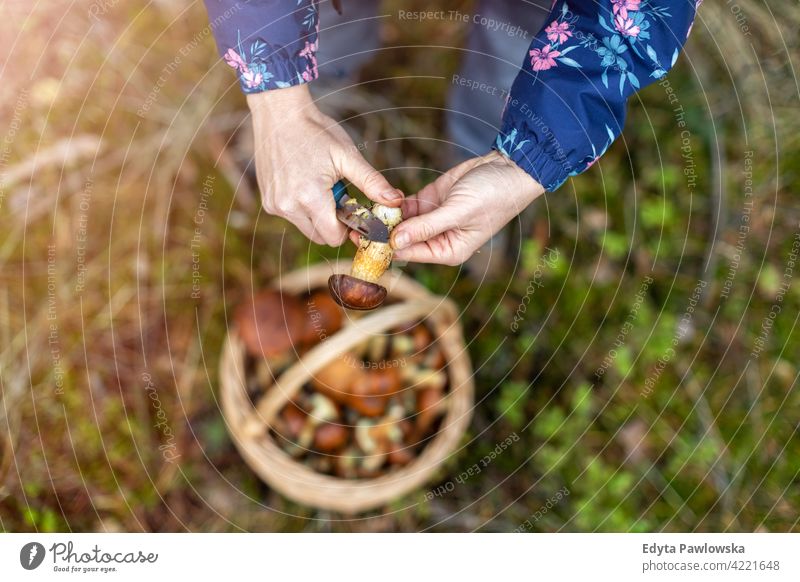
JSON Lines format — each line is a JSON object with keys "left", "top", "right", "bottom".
{"left": 416, "top": 387, "right": 445, "bottom": 435}
{"left": 347, "top": 367, "right": 400, "bottom": 417}
{"left": 235, "top": 290, "right": 307, "bottom": 359}
{"left": 352, "top": 367, "right": 401, "bottom": 400}
{"left": 347, "top": 395, "right": 388, "bottom": 418}
{"left": 313, "top": 423, "right": 350, "bottom": 453}
{"left": 311, "top": 356, "right": 361, "bottom": 405}
{"left": 311, "top": 356, "right": 402, "bottom": 418}
{"left": 304, "top": 290, "right": 343, "bottom": 339}
{"left": 328, "top": 274, "right": 387, "bottom": 311}
{"left": 387, "top": 442, "right": 415, "bottom": 466}
{"left": 280, "top": 401, "right": 308, "bottom": 438}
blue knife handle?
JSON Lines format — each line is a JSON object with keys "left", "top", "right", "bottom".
{"left": 332, "top": 180, "right": 348, "bottom": 208}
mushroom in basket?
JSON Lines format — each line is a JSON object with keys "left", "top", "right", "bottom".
{"left": 234, "top": 289, "right": 342, "bottom": 368}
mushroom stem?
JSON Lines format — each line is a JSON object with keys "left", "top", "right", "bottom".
{"left": 329, "top": 203, "right": 402, "bottom": 310}
{"left": 351, "top": 239, "right": 393, "bottom": 284}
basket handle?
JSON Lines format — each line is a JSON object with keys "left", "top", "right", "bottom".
{"left": 253, "top": 296, "right": 451, "bottom": 425}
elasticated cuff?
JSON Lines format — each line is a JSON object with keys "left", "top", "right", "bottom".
{"left": 492, "top": 123, "right": 572, "bottom": 192}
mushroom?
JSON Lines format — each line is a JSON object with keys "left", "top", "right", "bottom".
{"left": 355, "top": 404, "right": 406, "bottom": 473}
{"left": 310, "top": 355, "right": 361, "bottom": 405}
{"left": 328, "top": 204, "right": 402, "bottom": 310}
{"left": 297, "top": 393, "right": 339, "bottom": 449}
{"left": 347, "top": 366, "right": 402, "bottom": 417}
{"left": 352, "top": 367, "right": 401, "bottom": 400}
{"left": 386, "top": 417, "right": 416, "bottom": 466}
{"left": 390, "top": 334, "right": 415, "bottom": 358}
{"left": 313, "top": 422, "right": 350, "bottom": 454}
{"left": 387, "top": 442, "right": 415, "bottom": 466}
{"left": 334, "top": 447, "right": 361, "bottom": 479}
{"left": 279, "top": 401, "right": 307, "bottom": 438}
{"left": 390, "top": 323, "right": 436, "bottom": 364}
{"left": 421, "top": 345, "right": 446, "bottom": 370}
{"left": 271, "top": 400, "right": 310, "bottom": 457}
{"left": 304, "top": 290, "right": 343, "bottom": 340}
{"left": 401, "top": 364, "right": 448, "bottom": 391}
{"left": 235, "top": 290, "right": 308, "bottom": 365}
{"left": 416, "top": 387, "right": 446, "bottom": 435}
{"left": 236, "top": 289, "right": 344, "bottom": 364}
{"left": 311, "top": 355, "right": 402, "bottom": 417}
{"left": 235, "top": 288, "right": 346, "bottom": 374}
{"left": 367, "top": 334, "right": 389, "bottom": 362}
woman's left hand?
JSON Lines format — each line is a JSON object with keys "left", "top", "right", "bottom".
{"left": 386, "top": 151, "right": 545, "bottom": 266}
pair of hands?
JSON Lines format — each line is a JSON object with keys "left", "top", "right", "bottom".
{"left": 248, "top": 85, "right": 545, "bottom": 266}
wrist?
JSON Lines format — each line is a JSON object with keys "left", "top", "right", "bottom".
{"left": 247, "top": 84, "right": 315, "bottom": 118}
{"left": 487, "top": 150, "right": 546, "bottom": 197}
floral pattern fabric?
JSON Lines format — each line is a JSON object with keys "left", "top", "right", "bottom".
{"left": 203, "top": 0, "right": 698, "bottom": 191}
{"left": 495, "top": 0, "right": 698, "bottom": 190}
{"left": 203, "top": 0, "right": 320, "bottom": 93}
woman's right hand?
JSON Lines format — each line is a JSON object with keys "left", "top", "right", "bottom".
{"left": 247, "top": 84, "right": 402, "bottom": 246}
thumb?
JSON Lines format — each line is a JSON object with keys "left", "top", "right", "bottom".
{"left": 391, "top": 206, "right": 460, "bottom": 251}
{"left": 340, "top": 154, "right": 403, "bottom": 207}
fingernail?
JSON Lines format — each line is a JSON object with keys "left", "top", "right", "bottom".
{"left": 394, "top": 232, "right": 410, "bottom": 249}
{"left": 384, "top": 189, "right": 403, "bottom": 201}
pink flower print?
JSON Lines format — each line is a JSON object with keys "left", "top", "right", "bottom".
{"left": 611, "top": 0, "right": 641, "bottom": 20}
{"left": 298, "top": 40, "right": 317, "bottom": 59}
{"left": 224, "top": 48, "right": 247, "bottom": 72}
{"left": 545, "top": 20, "right": 572, "bottom": 44}
{"left": 614, "top": 15, "right": 641, "bottom": 37}
{"left": 299, "top": 40, "right": 319, "bottom": 81}
{"left": 241, "top": 68, "right": 263, "bottom": 89}
{"left": 530, "top": 45, "right": 561, "bottom": 71}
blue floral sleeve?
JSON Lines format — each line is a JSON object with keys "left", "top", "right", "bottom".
{"left": 203, "top": 0, "right": 319, "bottom": 93}
{"left": 495, "top": 0, "right": 700, "bottom": 191}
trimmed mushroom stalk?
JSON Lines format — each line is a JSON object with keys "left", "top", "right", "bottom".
{"left": 297, "top": 393, "right": 339, "bottom": 449}
{"left": 401, "top": 365, "right": 448, "bottom": 391}
{"left": 329, "top": 204, "right": 402, "bottom": 310}
{"left": 355, "top": 403, "right": 405, "bottom": 473}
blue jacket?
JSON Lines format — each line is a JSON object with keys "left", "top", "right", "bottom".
{"left": 203, "top": 0, "right": 699, "bottom": 191}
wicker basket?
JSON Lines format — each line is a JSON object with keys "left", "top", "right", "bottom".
{"left": 219, "top": 261, "right": 475, "bottom": 513}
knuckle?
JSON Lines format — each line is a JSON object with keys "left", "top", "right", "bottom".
{"left": 415, "top": 222, "right": 436, "bottom": 241}
{"left": 261, "top": 197, "right": 278, "bottom": 215}
{"left": 274, "top": 198, "right": 296, "bottom": 216}
{"left": 362, "top": 169, "right": 386, "bottom": 192}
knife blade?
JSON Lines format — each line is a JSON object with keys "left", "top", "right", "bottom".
{"left": 331, "top": 180, "right": 390, "bottom": 243}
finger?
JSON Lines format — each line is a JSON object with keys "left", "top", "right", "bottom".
{"left": 401, "top": 184, "right": 443, "bottom": 219}
{"left": 392, "top": 235, "right": 472, "bottom": 266}
{"left": 402, "top": 157, "right": 484, "bottom": 218}
{"left": 292, "top": 216, "right": 328, "bottom": 246}
{"left": 416, "top": 156, "right": 484, "bottom": 199}
{"left": 309, "top": 206, "right": 348, "bottom": 246}
{"left": 391, "top": 206, "right": 462, "bottom": 251}
{"left": 392, "top": 241, "right": 443, "bottom": 264}
{"left": 339, "top": 154, "right": 403, "bottom": 207}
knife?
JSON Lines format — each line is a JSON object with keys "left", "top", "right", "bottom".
{"left": 332, "top": 180, "right": 389, "bottom": 243}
